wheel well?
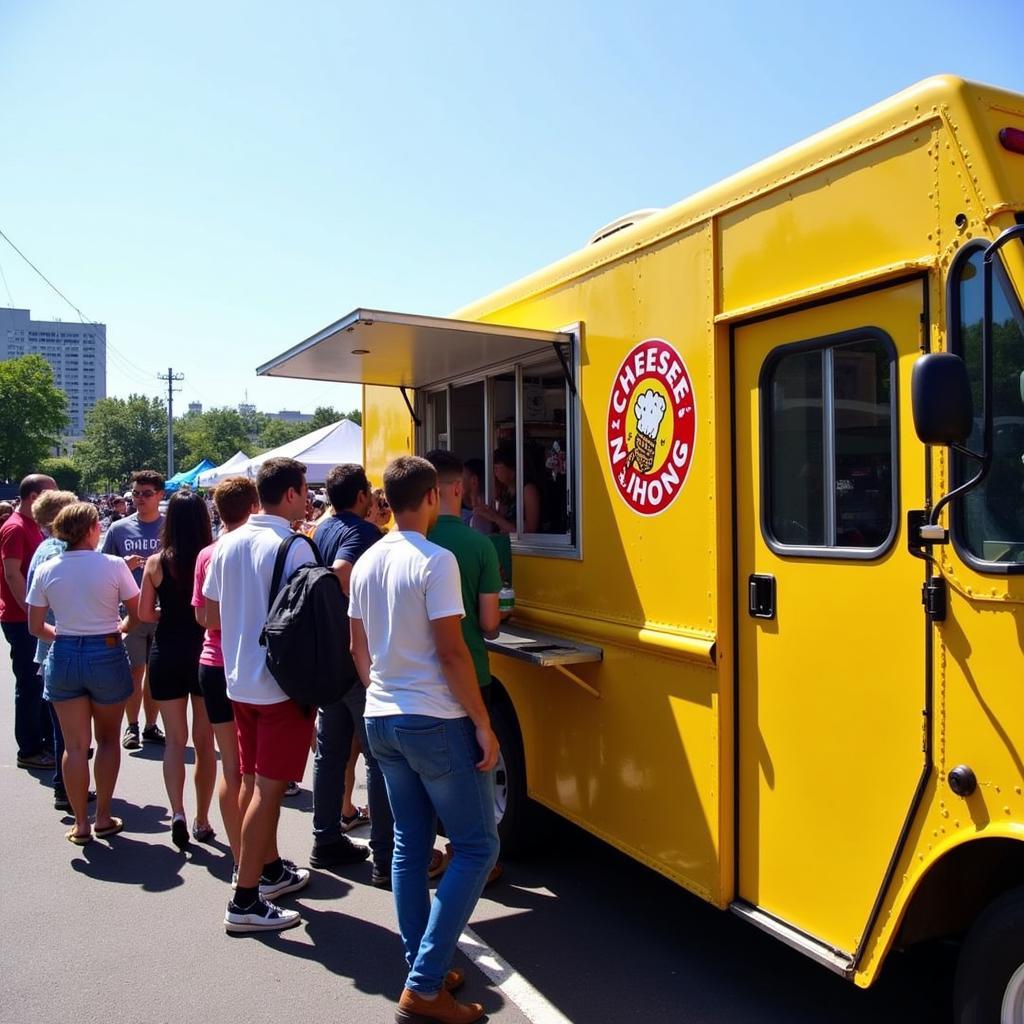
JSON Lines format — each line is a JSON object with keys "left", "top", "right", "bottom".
{"left": 488, "top": 676, "right": 517, "bottom": 722}
{"left": 897, "top": 837, "right": 1024, "bottom": 947}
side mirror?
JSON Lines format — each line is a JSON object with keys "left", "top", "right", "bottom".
{"left": 911, "top": 353, "right": 973, "bottom": 445}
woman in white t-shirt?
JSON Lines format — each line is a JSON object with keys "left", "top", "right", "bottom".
{"left": 27, "top": 502, "right": 140, "bottom": 846}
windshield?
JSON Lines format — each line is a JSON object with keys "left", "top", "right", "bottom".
{"left": 953, "top": 245, "right": 1024, "bottom": 565}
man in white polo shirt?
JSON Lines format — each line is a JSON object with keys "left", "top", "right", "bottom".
{"left": 203, "top": 457, "right": 318, "bottom": 934}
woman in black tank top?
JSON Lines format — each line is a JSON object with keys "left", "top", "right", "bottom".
{"left": 139, "top": 492, "right": 214, "bottom": 851}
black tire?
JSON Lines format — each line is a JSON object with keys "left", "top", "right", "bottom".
{"left": 954, "top": 885, "right": 1024, "bottom": 1023}
{"left": 488, "top": 683, "right": 539, "bottom": 859}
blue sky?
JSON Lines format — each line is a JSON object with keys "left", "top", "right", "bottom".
{"left": 2, "top": 0, "right": 1023, "bottom": 417}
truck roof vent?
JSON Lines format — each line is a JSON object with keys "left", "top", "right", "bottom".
{"left": 587, "top": 209, "right": 661, "bottom": 246}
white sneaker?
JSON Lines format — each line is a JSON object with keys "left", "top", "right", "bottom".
{"left": 259, "top": 863, "right": 310, "bottom": 899}
{"left": 224, "top": 896, "right": 300, "bottom": 934}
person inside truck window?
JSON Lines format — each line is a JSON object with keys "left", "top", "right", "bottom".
{"left": 461, "top": 459, "right": 494, "bottom": 534}
{"left": 473, "top": 443, "right": 541, "bottom": 534}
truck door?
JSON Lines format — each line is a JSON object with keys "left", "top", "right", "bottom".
{"left": 733, "top": 279, "right": 927, "bottom": 957}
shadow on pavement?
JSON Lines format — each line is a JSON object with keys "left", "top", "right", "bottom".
{"left": 240, "top": 869, "right": 511, "bottom": 1019}
{"left": 473, "top": 814, "right": 956, "bottom": 1024}
{"left": 126, "top": 744, "right": 173, "bottom": 763}
{"left": 72, "top": 833, "right": 188, "bottom": 892}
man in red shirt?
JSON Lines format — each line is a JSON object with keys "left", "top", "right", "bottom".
{"left": 1, "top": 473, "right": 56, "bottom": 768}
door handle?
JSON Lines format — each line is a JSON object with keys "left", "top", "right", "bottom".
{"left": 748, "top": 574, "right": 776, "bottom": 619}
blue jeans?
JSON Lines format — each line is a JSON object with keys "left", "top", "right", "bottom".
{"left": 3, "top": 621, "right": 52, "bottom": 758}
{"left": 312, "top": 684, "right": 393, "bottom": 867}
{"left": 43, "top": 634, "right": 133, "bottom": 704}
{"left": 365, "top": 714, "right": 499, "bottom": 995}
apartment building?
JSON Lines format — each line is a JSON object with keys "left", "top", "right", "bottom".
{"left": 0, "top": 307, "right": 106, "bottom": 440}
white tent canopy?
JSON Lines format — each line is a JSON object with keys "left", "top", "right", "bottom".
{"left": 196, "top": 450, "right": 251, "bottom": 488}
{"left": 202, "top": 420, "right": 363, "bottom": 486}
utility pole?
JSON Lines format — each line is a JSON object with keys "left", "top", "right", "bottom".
{"left": 158, "top": 367, "right": 184, "bottom": 477}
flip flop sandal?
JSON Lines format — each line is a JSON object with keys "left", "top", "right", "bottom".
{"left": 191, "top": 821, "right": 215, "bottom": 843}
{"left": 94, "top": 817, "right": 124, "bottom": 839}
{"left": 65, "top": 828, "right": 92, "bottom": 846}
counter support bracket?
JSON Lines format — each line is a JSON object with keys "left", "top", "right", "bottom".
{"left": 554, "top": 664, "right": 600, "bottom": 698}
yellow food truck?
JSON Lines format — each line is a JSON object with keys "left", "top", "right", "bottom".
{"left": 259, "top": 75, "right": 1024, "bottom": 1021}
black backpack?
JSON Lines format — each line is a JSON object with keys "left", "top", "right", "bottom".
{"left": 258, "top": 534, "right": 356, "bottom": 709}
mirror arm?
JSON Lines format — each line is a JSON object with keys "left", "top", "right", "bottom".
{"left": 931, "top": 225, "right": 1024, "bottom": 526}
{"left": 949, "top": 442, "right": 985, "bottom": 462}
{"left": 930, "top": 456, "right": 991, "bottom": 527}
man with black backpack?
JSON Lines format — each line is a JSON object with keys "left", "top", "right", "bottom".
{"left": 308, "top": 463, "right": 381, "bottom": 871}
{"left": 202, "top": 457, "right": 319, "bottom": 934}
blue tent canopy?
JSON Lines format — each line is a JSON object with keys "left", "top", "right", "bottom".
{"left": 165, "top": 459, "right": 216, "bottom": 491}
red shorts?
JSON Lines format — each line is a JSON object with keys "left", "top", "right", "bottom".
{"left": 234, "top": 700, "right": 315, "bottom": 782}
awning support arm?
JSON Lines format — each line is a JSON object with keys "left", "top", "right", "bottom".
{"left": 400, "top": 387, "right": 422, "bottom": 427}
{"left": 552, "top": 342, "right": 577, "bottom": 397}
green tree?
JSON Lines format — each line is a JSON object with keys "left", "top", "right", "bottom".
{"left": 176, "top": 407, "right": 251, "bottom": 466}
{"left": 309, "top": 405, "right": 341, "bottom": 430}
{"left": 76, "top": 394, "right": 167, "bottom": 490}
{"left": 39, "top": 456, "right": 82, "bottom": 494}
{"left": 308, "top": 405, "right": 361, "bottom": 429}
{"left": 0, "top": 354, "right": 69, "bottom": 482}
{"left": 256, "top": 418, "right": 307, "bottom": 452}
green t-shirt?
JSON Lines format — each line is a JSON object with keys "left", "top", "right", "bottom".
{"left": 428, "top": 514, "right": 503, "bottom": 688}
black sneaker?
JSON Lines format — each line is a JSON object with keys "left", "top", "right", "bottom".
{"left": 370, "top": 863, "right": 391, "bottom": 889}
{"left": 122, "top": 723, "right": 141, "bottom": 750}
{"left": 309, "top": 837, "right": 370, "bottom": 869}
{"left": 224, "top": 896, "right": 300, "bottom": 934}
{"left": 232, "top": 859, "right": 295, "bottom": 888}
{"left": 54, "top": 789, "right": 96, "bottom": 812}
{"left": 142, "top": 724, "right": 165, "bottom": 744}
{"left": 259, "top": 863, "right": 310, "bottom": 899}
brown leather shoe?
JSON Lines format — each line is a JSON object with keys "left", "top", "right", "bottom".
{"left": 395, "top": 987, "right": 484, "bottom": 1024}
{"left": 443, "top": 968, "right": 465, "bottom": 992}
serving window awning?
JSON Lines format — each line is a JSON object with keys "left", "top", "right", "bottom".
{"left": 257, "top": 308, "right": 574, "bottom": 391}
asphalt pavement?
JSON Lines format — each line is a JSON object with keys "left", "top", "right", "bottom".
{"left": 0, "top": 641, "right": 955, "bottom": 1024}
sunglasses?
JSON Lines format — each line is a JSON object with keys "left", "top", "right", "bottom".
{"left": 132, "top": 489, "right": 158, "bottom": 499}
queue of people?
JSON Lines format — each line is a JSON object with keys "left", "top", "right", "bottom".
{"left": 2, "top": 449, "right": 507, "bottom": 1024}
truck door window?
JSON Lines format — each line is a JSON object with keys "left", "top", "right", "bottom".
{"left": 763, "top": 333, "right": 897, "bottom": 558}
{"left": 951, "top": 244, "right": 1024, "bottom": 567}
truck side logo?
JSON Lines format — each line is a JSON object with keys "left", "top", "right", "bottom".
{"left": 606, "top": 338, "right": 696, "bottom": 516}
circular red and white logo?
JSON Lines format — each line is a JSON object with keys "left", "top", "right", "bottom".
{"left": 606, "top": 338, "right": 696, "bottom": 516}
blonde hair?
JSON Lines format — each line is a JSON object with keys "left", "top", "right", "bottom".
{"left": 32, "top": 490, "right": 79, "bottom": 530}
{"left": 52, "top": 501, "right": 99, "bottom": 546}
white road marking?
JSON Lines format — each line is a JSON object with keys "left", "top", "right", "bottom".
{"left": 459, "top": 925, "right": 575, "bottom": 1024}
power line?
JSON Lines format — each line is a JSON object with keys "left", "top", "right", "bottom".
{"left": 0, "top": 255, "right": 14, "bottom": 308}
{"left": 0, "top": 225, "right": 91, "bottom": 323}
{"left": 0, "top": 224, "right": 156, "bottom": 384}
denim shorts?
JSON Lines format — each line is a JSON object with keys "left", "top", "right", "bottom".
{"left": 44, "top": 634, "right": 134, "bottom": 705}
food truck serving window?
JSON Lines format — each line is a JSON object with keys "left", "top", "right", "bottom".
{"left": 255, "top": 308, "right": 580, "bottom": 555}
{"left": 760, "top": 331, "right": 898, "bottom": 559}
{"left": 422, "top": 350, "right": 579, "bottom": 556}
{"left": 950, "top": 243, "right": 1024, "bottom": 570}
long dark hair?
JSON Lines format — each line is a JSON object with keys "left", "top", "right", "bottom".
{"left": 160, "top": 492, "right": 212, "bottom": 586}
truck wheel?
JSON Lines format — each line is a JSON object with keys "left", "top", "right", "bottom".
{"left": 954, "top": 885, "right": 1024, "bottom": 1023}
{"left": 489, "top": 685, "right": 537, "bottom": 858}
